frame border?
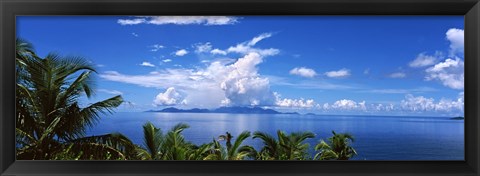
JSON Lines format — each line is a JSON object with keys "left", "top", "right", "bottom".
{"left": 1, "top": 0, "right": 479, "bottom": 176}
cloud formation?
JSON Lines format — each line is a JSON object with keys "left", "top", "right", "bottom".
{"left": 409, "top": 52, "right": 439, "bottom": 68}
{"left": 211, "top": 49, "right": 227, "bottom": 55}
{"left": 150, "top": 44, "right": 165, "bottom": 52}
{"left": 446, "top": 28, "right": 464, "bottom": 56}
{"left": 400, "top": 93, "right": 463, "bottom": 112}
{"left": 118, "top": 16, "right": 239, "bottom": 26}
{"left": 289, "top": 67, "right": 317, "bottom": 78}
{"left": 153, "top": 87, "right": 185, "bottom": 106}
{"left": 218, "top": 53, "right": 276, "bottom": 106}
{"left": 100, "top": 52, "right": 277, "bottom": 108}
{"left": 425, "top": 58, "right": 464, "bottom": 89}
{"left": 140, "top": 62, "right": 155, "bottom": 67}
{"left": 194, "top": 42, "right": 213, "bottom": 53}
{"left": 274, "top": 92, "right": 317, "bottom": 108}
{"left": 209, "top": 32, "right": 279, "bottom": 57}
{"left": 174, "top": 49, "right": 188, "bottom": 56}
{"left": 324, "top": 68, "right": 350, "bottom": 78}
{"left": 323, "top": 99, "right": 366, "bottom": 111}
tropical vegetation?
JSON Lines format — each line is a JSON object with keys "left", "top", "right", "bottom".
{"left": 15, "top": 39, "right": 357, "bottom": 160}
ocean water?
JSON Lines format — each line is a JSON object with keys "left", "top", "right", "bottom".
{"left": 85, "top": 112, "right": 464, "bottom": 160}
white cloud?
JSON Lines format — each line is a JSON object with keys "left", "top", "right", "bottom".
{"left": 118, "top": 16, "right": 239, "bottom": 26}
{"left": 409, "top": 52, "right": 439, "bottom": 68}
{"left": 323, "top": 99, "right": 366, "bottom": 111}
{"left": 388, "top": 72, "right": 406, "bottom": 78}
{"left": 274, "top": 92, "right": 317, "bottom": 108}
{"left": 289, "top": 67, "right": 317, "bottom": 78}
{"left": 226, "top": 32, "right": 280, "bottom": 57}
{"left": 150, "top": 44, "right": 165, "bottom": 52}
{"left": 98, "top": 89, "right": 123, "bottom": 95}
{"left": 153, "top": 87, "right": 185, "bottom": 106}
{"left": 101, "top": 52, "right": 277, "bottom": 108}
{"left": 131, "top": 32, "right": 139, "bottom": 37}
{"left": 401, "top": 93, "right": 463, "bottom": 112}
{"left": 248, "top": 33, "right": 273, "bottom": 46}
{"left": 425, "top": 58, "right": 464, "bottom": 89}
{"left": 118, "top": 18, "right": 146, "bottom": 25}
{"left": 446, "top": 28, "right": 464, "bottom": 56}
{"left": 162, "top": 59, "right": 172, "bottom": 63}
{"left": 140, "top": 62, "right": 155, "bottom": 67}
{"left": 218, "top": 53, "right": 276, "bottom": 106}
{"left": 211, "top": 48, "right": 227, "bottom": 55}
{"left": 194, "top": 42, "right": 212, "bottom": 53}
{"left": 174, "top": 49, "right": 188, "bottom": 56}
{"left": 324, "top": 68, "right": 350, "bottom": 78}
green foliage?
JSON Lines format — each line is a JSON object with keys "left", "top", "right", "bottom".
{"left": 205, "top": 131, "right": 256, "bottom": 160}
{"left": 314, "top": 131, "right": 357, "bottom": 160}
{"left": 15, "top": 38, "right": 126, "bottom": 160}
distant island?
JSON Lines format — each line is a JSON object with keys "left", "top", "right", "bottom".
{"left": 146, "top": 107, "right": 300, "bottom": 115}
{"left": 450, "top": 116, "right": 465, "bottom": 120}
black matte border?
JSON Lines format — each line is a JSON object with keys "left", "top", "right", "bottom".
{"left": 1, "top": 0, "right": 479, "bottom": 176}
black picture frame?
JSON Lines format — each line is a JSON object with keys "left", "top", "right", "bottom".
{"left": 1, "top": 0, "right": 479, "bottom": 176}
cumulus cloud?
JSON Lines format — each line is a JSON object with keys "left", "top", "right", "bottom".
{"left": 118, "top": 16, "right": 239, "bottom": 26}
{"left": 140, "top": 62, "right": 155, "bottom": 67}
{"left": 446, "top": 28, "right": 464, "bottom": 56}
{"left": 218, "top": 53, "right": 276, "bottom": 106}
{"left": 153, "top": 87, "right": 185, "bottom": 106}
{"left": 274, "top": 92, "right": 317, "bottom": 108}
{"left": 401, "top": 93, "right": 463, "bottom": 112}
{"left": 162, "top": 59, "right": 172, "bottom": 63}
{"left": 425, "top": 58, "right": 464, "bottom": 89}
{"left": 330, "top": 99, "right": 365, "bottom": 110}
{"left": 100, "top": 52, "right": 277, "bottom": 108}
{"left": 131, "top": 32, "right": 139, "bottom": 37}
{"left": 174, "top": 49, "right": 188, "bottom": 56}
{"left": 388, "top": 72, "right": 406, "bottom": 78}
{"left": 324, "top": 68, "right": 350, "bottom": 78}
{"left": 409, "top": 52, "right": 439, "bottom": 68}
{"left": 289, "top": 67, "right": 317, "bottom": 78}
{"left": 150, "top": 44, "right": 165, "bottom": 52}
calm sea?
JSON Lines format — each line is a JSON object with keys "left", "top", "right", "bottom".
{"left": 85, "top": 112, "right": 464, "bottom": 160}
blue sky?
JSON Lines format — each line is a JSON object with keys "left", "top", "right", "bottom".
{"left": 16, "top": 16, "right": 465, "bottom": 116}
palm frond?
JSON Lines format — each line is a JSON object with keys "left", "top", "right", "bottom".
{"left": 142, "top": 122, "right": 163, "bottom": 159}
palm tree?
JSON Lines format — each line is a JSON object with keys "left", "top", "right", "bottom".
{"left": 253, "top": 130, "right": 315, "bottom": 160}
{"left": 15, "top": 39, "right": 128, "bottom": 160}
{"left": 205, "top": 131, "right": 256, "bottom": 160}
{"left": 314, "top": 131, "right": 357, "bottom": 160}
{"left": 252, "top": 131, "right": 280, "bottom": 160}
{"left": 277, "top": 130, "right": 315, "bottom": 160}
{"left": 186, "top": 143, "right": 214, "bottom": 160}
{"left": 161, "top": 123, "right": 195, "bottom": 160}
{"left": 135, "top": 122, "right": 164, "bottom": 160}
